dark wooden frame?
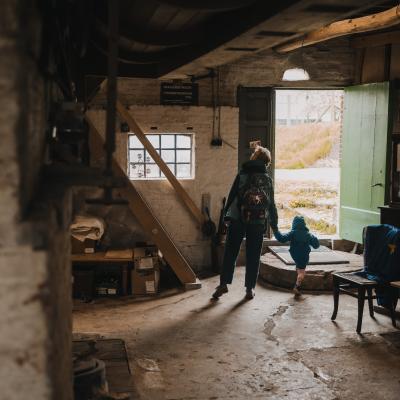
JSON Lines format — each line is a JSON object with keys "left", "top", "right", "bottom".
{"left": 380, "top": 81, "right": 400, "bottom": 224}
{"left": 390, "top": 135, "right": 400, "bottom": 205}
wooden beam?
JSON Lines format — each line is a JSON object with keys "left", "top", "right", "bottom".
{"left": 86, "top": 115, "right": 199, "bottom": 286}
{"left": 116, "top": 100, "right": 205, "bottom": 226}
{"left": 276, "top": 5, "right": 400, "bottom": 53}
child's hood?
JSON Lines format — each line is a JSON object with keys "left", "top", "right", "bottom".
{"left": 292, "top": 216, "right": 309, "bottom": 231}
{"left": 292, "top": 216, "right": 310, "bottom": 242}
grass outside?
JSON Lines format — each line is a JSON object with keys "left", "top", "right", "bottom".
{"left": 275, "top": 122, "right": 340, "bottom": 169}
{"left": 276, "top": 207, "right": 337, "bottom": 236}
{"left": 275, "top": 180, "right": 338, "bottom": 236}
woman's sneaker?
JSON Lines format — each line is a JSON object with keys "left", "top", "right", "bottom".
{"left": 212, "top": 285, "right": 228, "bottom": 299}
{"left": 293, "top": 284, "right": 302, "bottom": 296}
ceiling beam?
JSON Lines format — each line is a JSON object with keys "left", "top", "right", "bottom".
{"left": 275, "top": 5, "right": 400, "bottom": 53}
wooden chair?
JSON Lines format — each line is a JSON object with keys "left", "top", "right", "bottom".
{"left": 331, "top": 225, "right": 399, "bottom": 333}
{"left": 331, "top": 272, "right": 376, "bottom": 333}
{"left": 331, "top": 272, "right": 397, "bottom": 333}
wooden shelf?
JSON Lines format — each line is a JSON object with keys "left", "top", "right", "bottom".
{"left": 71, "top": 252, "right": 134, "bottom": 263}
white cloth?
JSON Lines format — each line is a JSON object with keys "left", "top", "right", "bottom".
{"left": 70, "top": 215, "right": 105, "bottom": 242}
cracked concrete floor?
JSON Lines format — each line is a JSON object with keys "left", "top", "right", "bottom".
{"left": 73, "top": 268, "right": 400, "bottom": 400}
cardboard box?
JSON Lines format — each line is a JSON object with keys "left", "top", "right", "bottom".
{"left": 131, "top": 267, "right": 160, "bottom": 295}
{"left": 131, "top": 246, "right": 160, "bottom": 295}
{"left": 71, "top": 237, "right": 96, "bottom": 254}
{"left": 135, "top": 256, "right": 159, "bottom": 271}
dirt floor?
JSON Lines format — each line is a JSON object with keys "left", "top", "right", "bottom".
{"left": 73, "top": 269, "right": 400, "bottom": 400}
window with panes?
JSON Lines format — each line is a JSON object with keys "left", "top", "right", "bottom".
{"left": 128, "top": 133, "right": 194, "bottom": 179}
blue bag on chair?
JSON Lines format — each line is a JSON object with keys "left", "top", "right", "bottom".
{"left": 361, "top": 225, "right": 400, "bottom": 307}
{"left": 364, "top": 225, "right": 400, "bottom": 280}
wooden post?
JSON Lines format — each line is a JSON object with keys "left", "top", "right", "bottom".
{"left": 276, "top": 5, "right": 400, "bottom": 53}
{"left": 116, "top": 101, "right": 205, "bottom": 226}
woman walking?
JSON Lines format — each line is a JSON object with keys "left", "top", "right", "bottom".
{"left": 213, "top": 146, "right": 278, "bottom": 300}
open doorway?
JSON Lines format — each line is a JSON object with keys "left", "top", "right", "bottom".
{"left": 274, "top": 89, "right": 344, "bottom": 237}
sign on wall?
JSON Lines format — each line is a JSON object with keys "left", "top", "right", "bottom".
{"left": 160, "top": 82, "right": 199, "bottom": 106}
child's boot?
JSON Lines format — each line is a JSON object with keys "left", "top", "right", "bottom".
{"left": 293, "top": 283, "right": 302, "bottom": 296}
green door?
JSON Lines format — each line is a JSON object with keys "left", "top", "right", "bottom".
{"left": 340, "top": 82, "right": 390, "bottom": 243}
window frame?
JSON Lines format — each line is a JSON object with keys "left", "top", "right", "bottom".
{"left": 127, "top": 133, "right": 195, "bottom": 180}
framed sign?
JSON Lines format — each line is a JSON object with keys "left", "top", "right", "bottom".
{"left": 160, "top": 82, "right": 199, "bottom": 106}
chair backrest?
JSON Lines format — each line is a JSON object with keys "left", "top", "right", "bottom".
{"left": 363, "top": 224, "right": 400, "bottom": 281}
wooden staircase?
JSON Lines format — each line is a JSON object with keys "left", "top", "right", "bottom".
{"left": 86, "top": 116, "right": 199, "bottom": 287}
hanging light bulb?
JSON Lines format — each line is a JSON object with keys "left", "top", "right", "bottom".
{"left": 282, "top": 68, "right": 310, "bottom": 81}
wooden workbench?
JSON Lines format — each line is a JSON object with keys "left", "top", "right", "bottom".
{"left": 71, "top": 250, "right": 134, "bottom": 296}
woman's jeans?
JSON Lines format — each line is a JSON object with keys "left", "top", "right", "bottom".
{"left": 220, "top": 219, "right": 264, "bottom": 289}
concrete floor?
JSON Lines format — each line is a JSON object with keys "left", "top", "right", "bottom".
{"left": 73, "top": 268, "right": 400, "bottom": 400}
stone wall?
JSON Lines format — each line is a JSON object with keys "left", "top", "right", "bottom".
{"left": 84, "top": 106, "right": 238, "bottom": 272}
{"left": 0, "top": 2, "right": 72, "bottom": 399}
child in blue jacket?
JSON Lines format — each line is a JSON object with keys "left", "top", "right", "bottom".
{"left": 274, "top": 216, "right": 319, "bottom": 295}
